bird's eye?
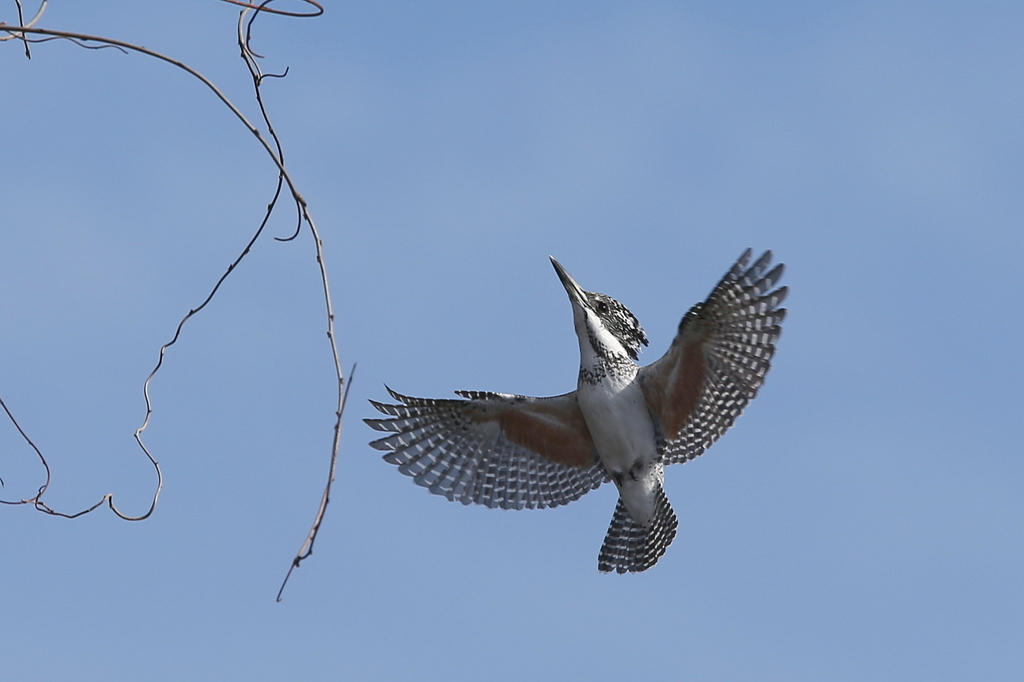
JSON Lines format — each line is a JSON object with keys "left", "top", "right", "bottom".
{"left": 596, "top": 301, "right": 608, "bottom": 313}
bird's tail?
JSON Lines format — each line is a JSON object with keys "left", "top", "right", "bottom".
{"left": 598, "top": 485, "right": 678, "bottom": 574}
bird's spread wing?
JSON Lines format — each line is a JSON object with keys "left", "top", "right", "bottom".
{"left": 639, "top": 249, "right": 787, "bottom": 465}
{"left": 365, "top": 388, "right": 609, "bottom": 510}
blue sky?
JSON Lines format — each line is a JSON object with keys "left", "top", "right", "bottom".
{"left": 2, "top": 1, "right": 1023, "bottom": 679}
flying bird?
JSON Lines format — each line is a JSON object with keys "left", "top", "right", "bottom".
{"left": 365, "top": 250, "right": 787, "bottom": 573}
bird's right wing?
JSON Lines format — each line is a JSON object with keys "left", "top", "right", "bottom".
{"left": 365, "top": 388, "right": 609, "bottom": 510}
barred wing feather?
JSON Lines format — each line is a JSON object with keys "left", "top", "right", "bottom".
{"left": 366, "top": 388, "right": 608, "bottom": 510}
{"left": 640, "top": 249, "right": 787, "bottom": 465}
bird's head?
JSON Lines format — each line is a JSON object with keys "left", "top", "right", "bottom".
{"left": 550, "top": 256, "right": 648, "bottom": 362}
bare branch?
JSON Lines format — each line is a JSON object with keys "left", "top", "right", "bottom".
{"left": 218, "top": 0, "right": 322, "bottom": 18}
{"left": 2, "top": 4, "right": 350, "bottom": 596}
{"left": 0, "top": 0, "right": 45, "bottom": 48}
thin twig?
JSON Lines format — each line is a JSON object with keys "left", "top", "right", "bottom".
{"left": 12, "top": 0, "right": 29, "bottom": 57}
{"left": 219, "top": 0, "right": 322, "bottom": 18}
{"left": 233, "top": 2, "right": 351, "bottom": 601}
{"left": 22, "top": 34, "right": 128, "bottom": 52}
{"left": 0, "top": 26, "right": 296, "bottom": 190}
{"left": 0, "top": 394, "right": 51, "bottom": 508}
{"left": 0, "top": 0, "right": 45, "bottom": 44}
{"left": 278, "top": 363, "right": 356, "bottom": 602}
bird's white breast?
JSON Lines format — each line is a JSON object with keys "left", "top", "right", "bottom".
{"left": 577, "top": 371, "right": 657, "bottom": 477}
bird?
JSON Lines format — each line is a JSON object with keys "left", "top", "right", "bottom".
{"left": 364, "top": 249, "right": 787, "bottom": 573}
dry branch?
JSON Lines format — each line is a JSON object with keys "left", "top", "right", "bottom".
{"left": 1, "top": 0, "right": 345, "bottom": 599}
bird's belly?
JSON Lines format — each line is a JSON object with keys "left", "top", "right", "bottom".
{"left": 578, "top": 381, "right": 657, "bottom": 475}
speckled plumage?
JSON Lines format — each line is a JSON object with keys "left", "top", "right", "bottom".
{"left": 582, "top": 291, "right": 648, "bottom": 361}
{"left": 366, "top": 249, "right": 787, "bottom": 574}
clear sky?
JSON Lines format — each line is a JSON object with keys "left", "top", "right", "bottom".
{"left": 2, "top": 1, "right": 1023, "bottom": 679}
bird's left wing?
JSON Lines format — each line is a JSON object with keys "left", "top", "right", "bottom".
{"left": 365, "top": 387, "right": 609, "bottom": 510}
{"left": 639, "top": 249, "right": 787, "bottom": 465}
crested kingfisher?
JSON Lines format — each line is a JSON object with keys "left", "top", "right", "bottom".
{"left": 366, "top": 250, "right": 787, "bottom": 573}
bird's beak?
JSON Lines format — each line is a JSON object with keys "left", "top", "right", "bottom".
{"left": 550, "top": 256, "right": 588, "bottom": 308}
